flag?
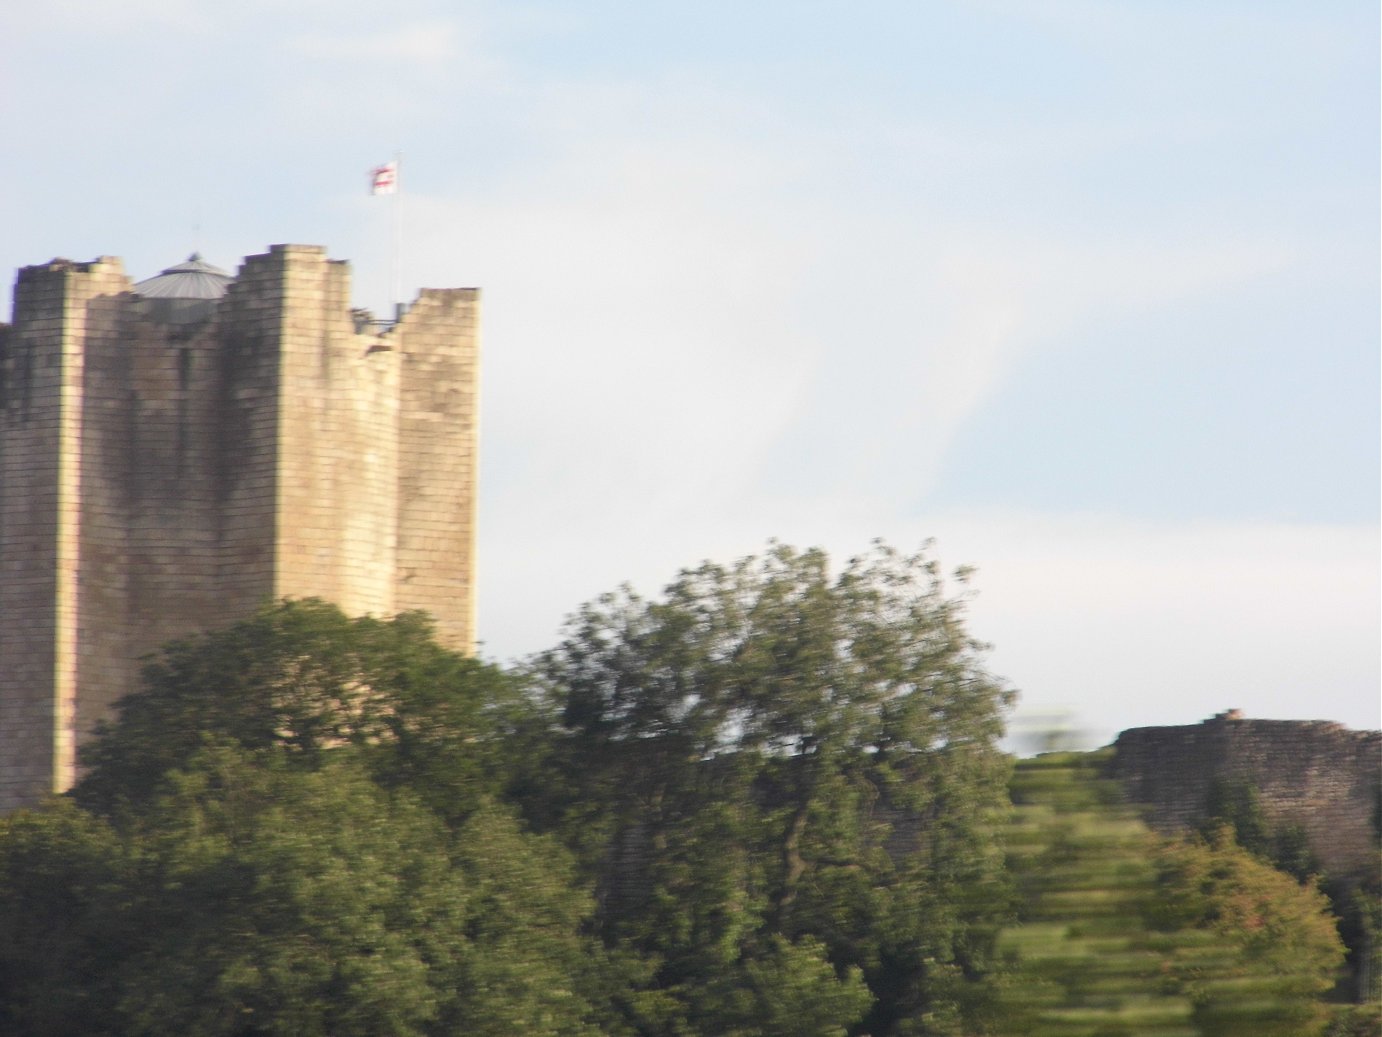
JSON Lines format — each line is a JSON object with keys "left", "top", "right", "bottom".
{"left": 370, "top": 160, "right": 398, "bottom": 196}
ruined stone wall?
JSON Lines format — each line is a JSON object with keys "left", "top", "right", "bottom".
{"left": 122, "top": 306, "right": 229, "bottom": 667}
{"left": 265, "top": 245, "right": 402, "bottom": 618}
{"left": 69, "top": 261, "right": 142, "bottom": 758}
{"left": 214, "top": 249, "right": 287, "bottom": 617}
{"left": 1108, "top": 713, "right": 1381, "bottom": 879}
{"left": 395, "top": 287, "right": 480, "bottom": 652}
{"left": 0, "top": 244, "right": 480, "bottom": 810}
{"left": 0, "top": 261, "right": 84, "bottom": 808}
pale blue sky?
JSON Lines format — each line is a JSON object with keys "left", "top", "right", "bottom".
{"left": 3, "top": 0, "right": 1377, "bottom": 743}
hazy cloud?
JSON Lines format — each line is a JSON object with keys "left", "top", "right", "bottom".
{"left": 289, "top": 21, "right": 468, "bottom": 65}
{"left": 3, "top": 0, "right": 1374, "bottom": 746}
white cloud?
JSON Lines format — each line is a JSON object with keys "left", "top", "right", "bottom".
{"left": 778, "top": 213, "right": 1292, "bottom": 494}
{"left": 957, "top": 0, "right": 1340, "bottom": 54}
{"left": 0, "top": 0, "right": 210, "bottom": 35}
{"left": 354, "top": 110, "right": 825, "bottom": 519}
{"left": 352, "top": 75, "right": 1315, "bottom": 715}
{"left": 927, "top": 512, "right": 1381, "bottom": 742}
{"left": 288, "top": 20, "right": 466, "bottom": 65}
{"left": 477, "top": 493, "right": 1381, "bottom": 744}
{"left": 0, "top": 0, "right": 1367, "bottom": 761}
{"left": 394, "top": 92, "right": 1293, "bottom": 511}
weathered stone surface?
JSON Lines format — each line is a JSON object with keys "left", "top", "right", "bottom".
{"left": 0, "top": 246, "right": 479, "bottom": 811}
{"left": 1108, "top": 711, "right": 1381, "bottom": 879}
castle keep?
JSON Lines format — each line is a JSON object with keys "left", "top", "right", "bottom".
{"left": 0, "top": 245, "right": 479, "bottom": 811}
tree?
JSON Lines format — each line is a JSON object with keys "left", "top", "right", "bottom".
{"left": 1, "top": 601, "right": 605, "bottom": 1036}
{"left": 3, "top": 746, "right": 606, "bottom": 1036}
{"left": 527, "top": 541, "right": 1015, "bottom": 1034}
{"left": 996, "top": 752, "right": 1204, "bottom": 1036}
{"left": 1201, "top": 775, "right": 1381, "bottom": 1009}
{"left": 439, "top": 801, "right": 604, "bottom": 1037}
{"left": 0, "top": 801, "right": 131, "bottom": 1036}
{"left": 1148, "top": 827, "right": 1347, "bottom": 1037}
{"left": 996, "top": 753, "right": 1347, "bottom": 1037}
{"left": 75, "top": 600, "right": 524, "bottom": 825}
{"left": 1200, "top": 777, "right": 1320, "bottom": 881}
{"left": 105, "top": 747, "right": 470, "bottom": 1037}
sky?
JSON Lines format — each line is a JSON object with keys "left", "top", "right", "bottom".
{"left": 2, "top": 0, "right": 1377, "bottom": 746}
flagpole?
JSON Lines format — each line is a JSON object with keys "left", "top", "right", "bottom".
{"left": 369, "top": 155, "right": 403, "bottom": 322}
{"left": 391, "top": 150, "right": 402, "bottom": 319}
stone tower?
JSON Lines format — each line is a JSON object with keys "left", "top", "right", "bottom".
{"left": 0, "top": 245, "right": 479, "bottom": 811}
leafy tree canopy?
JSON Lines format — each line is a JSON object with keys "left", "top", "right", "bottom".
{"left": 2, "top": 747, "right": 600, "bottom": 1037}
{"left": 75, "top": 599, "right": 526, "bottom": 824}
{"left": 997, "top": 752, "right": 1348, "bottom": 1037}
{"left": 1149, "top": 826, "right": 1347, "bottom": 1037}
{"left": 7, "top": 548, "right": 1351, "bottom": 1037}
{"left": 4, "top": 600, "right": 601, "bottom": 1036}
{"left": 526, "top": 541, "right": 1016, "bottom": 1035}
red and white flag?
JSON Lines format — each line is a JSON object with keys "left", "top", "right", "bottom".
{"left": 370, "top": 160, "right": 398, "bottom": 195}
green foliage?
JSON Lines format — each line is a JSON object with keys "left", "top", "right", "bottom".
{"left": 3, "top": 601, "right": 601, "bottom": 1036}
{"left": 1341, "top": 877, "right": 1382, "bottom": 1004}
{"left": 0, "top": 571, "right": 1358, "bottom": 1037}
{"left": 0, "top": 801, "right": 131, "bottom": 1036}
{"left": 1202, "top": 779, "right": 1272, "bottom": 858}
{"left": 75, "top": 600, "right": 524, "bottom": 824}
{"left": 703, "top": 935, "right": 873, "bottom": 1037}
{"left": 439, "top": 803, "right": 602, "bottom": 1036}
{"left": 1326, "top": 1002, "right": 1382, "bottom": 1037}
{"left": 1201, "top": 777, "right": 1320, "bottom": 881}
{"left": 997, "top": 753, "right": 1201, "bottom": 1036}
{"left": 1148, "top": 827, "right": 1346, "bottom": 1037}
{"left": 1199, "top": 775, "right": 1382, "bottom": 1005}
{"left": 998, "top": 754, "right": 1348, "bottom": 1037}
{"left": 527, "top": 541, "right": 1015, "bottom": 1035}
{"left": 103, "top": 748, "right": 468, "bottom": 1037}
{"left": 2, "top": 746, "right": 602, "bottom": 1036}
{"left": 0, "top": 557, "right": 1016, "bottom": 1036}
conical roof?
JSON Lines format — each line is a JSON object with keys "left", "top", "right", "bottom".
{"left": 133, "top": 252, "right": 234, "bottom": 300}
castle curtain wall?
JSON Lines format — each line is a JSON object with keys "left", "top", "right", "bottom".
{"left": 1111, "top": 715, "right": 1381, "bottom": 878}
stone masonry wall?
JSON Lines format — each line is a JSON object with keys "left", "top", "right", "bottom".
{"left": 0, "top": 245, "right": 480, "bottom": 811}
{"left": 268, "top": 245, "right": 402, "bottom": 618}
{"left": 1108, "top": 712, "right": 1381, "bottom": 879}
{"left": 214, "top": 247, "right": 287, "bottom": 618}
{"left": 0, "top": 261, "right": 83, "bottom": 808}
{"left": 395, "top": 287, "right": 480, "bottom": 652}
{"left": 69, "top": 260, "right": 143, "bottom": 766}
{"left": 122, "top": 303, "right": 228, "bottom": 671}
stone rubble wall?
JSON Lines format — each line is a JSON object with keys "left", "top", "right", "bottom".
{"left": 0, "top": 245, "right": 480, "bottom": 811}
{"left": 0, "top": 260, "right": 95, "bottom": 807}
{"left": 1108, "top": 713, "right": 1381, "bottom": 879}
{"left": 395, "top": 286, "right": 480, "bottom": 653}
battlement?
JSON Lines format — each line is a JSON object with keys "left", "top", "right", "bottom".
{"left": 0, "top": 246, "right": 480, "bottom": 811}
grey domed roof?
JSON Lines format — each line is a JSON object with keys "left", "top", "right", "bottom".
{"left": 133, "top": 253, "right": 234, "bottom": 300}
